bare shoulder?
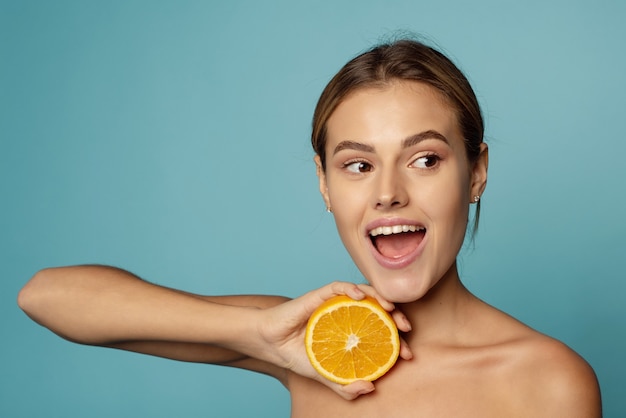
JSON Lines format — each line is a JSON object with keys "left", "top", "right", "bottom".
{"left": 483, "top": 306, "right": 602, "bottom": 417}
{"left": 512, "top": 331, "right": 601, "bottom": 416}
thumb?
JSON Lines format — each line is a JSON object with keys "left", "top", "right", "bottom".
{"left": 334, "top": 380, "right": 375, "bottom": 401}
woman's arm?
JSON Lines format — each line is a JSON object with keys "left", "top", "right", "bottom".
{"left": 18, "top": 266, "right": 287, "bottom": 367}
{"left": 18, "top": 265, "right": 407, "bottom": 399}
{"left": 108, "top": 295, "right": 292, "bottom": 365}
{"left": 18, "top": 266, "right": 276, "bottom": 344}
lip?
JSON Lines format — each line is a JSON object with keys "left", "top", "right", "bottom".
{"left": 365, "top": 217, "right": 427, "bottom": 270}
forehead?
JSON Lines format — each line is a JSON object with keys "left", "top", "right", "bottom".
{"left": 326, "top": 81, "right": 461, "bottom": 146}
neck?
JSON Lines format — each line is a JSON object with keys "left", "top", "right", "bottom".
{"left": 399, "top": 261, "right": 478, "bottom": 345}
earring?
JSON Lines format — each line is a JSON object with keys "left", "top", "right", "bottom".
{"left": 473, "top": 195, "right": 480, "bottom": 203}
{"left": 326, "top": 206, "right": 333, "bottom": 213}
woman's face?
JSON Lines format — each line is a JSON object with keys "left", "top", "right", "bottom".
{"left": 316, "top": 81, "right": 487, "bottom": 303}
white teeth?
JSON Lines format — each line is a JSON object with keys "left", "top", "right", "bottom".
{"left": 369, "top": 224, "right": 423, "bottom": 237}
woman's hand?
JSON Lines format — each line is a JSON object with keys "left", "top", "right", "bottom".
{"left": 255, "top": 281, "right": 413, "bottom": 400}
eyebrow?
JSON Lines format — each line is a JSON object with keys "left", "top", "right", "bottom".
{"left": 332, "top": 130, "right": 450, "bottom": 155}
{"left": 402, "top": 130, "right": 450, "bottom": 148}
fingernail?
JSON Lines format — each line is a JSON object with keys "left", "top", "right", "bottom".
{"left": 403, "top": 317, "right": 412, "bottom": 331}
{"left": 350, "top": 286, "right": 365, "bottom": 298}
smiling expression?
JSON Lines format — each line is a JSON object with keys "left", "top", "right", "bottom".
{"left": 315, "top": 81, "right": 488, "bottom": 303}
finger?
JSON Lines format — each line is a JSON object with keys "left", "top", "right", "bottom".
{"left": 399, "top": 337, "right": 413, "bottom": 360}
{"left": 390, "top": 309, "right": 412, "bottom": 333}
{"left": 315, "top": 281, "right": 366, "bottom": 303}
{"left": 296, "top": 281, "right": 365, "bottom": 313}
{"left": 341, "top": 283, "right": 367, "bottom": 300}
{"left": 336, "top": 380, "right": 375, "bottom": 400}
{"left": 355, "top": 284, "right": 395, "bottom": 311}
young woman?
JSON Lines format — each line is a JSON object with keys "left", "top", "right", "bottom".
{"left": 18, "top": 39, "right": 601, "bottom": 417}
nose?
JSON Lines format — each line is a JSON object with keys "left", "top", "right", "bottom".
{"left": 373, "top": 166, "right": 409, "bottom": 210}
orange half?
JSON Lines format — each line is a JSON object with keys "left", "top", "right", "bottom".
{"left": 304, "top": 295, "right": 400, "bottom": 384}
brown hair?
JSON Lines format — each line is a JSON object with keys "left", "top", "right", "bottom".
{"left": 311, "top": 38, "right": 485, "bottom": 233}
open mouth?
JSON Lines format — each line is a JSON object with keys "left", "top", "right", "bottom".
{"left": 369, "top": 225, "right": 426, "bottom": 259}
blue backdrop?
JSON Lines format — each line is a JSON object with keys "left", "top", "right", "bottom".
{"left": 2, "top": 1, "right": 624, "bottom": 416}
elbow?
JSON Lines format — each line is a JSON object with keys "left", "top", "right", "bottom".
{"left": 18, "top": 268, "right": 58, "bottom": 319}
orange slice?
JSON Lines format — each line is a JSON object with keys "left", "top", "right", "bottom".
{"left": 304, "top": 295, "right": 400, "bottom": 384}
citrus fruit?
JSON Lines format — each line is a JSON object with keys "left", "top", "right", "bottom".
{"left": 304, "top": 295, "right": 400, "bottom": 384}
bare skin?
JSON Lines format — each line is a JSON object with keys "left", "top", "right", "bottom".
{"left": 288, "top": 264, "right": 601, "bottom": 417}
{"left": 18, "top": 81, "right": 601, "bottom": 416}
{"left": 17, "top": 265, "right": 406, "bottom": 399}
{"left": 18, "top": 264, "right": 600, "bottom": 417}
{"left": 289, "top": 81, "right": 600, "bottom": 416}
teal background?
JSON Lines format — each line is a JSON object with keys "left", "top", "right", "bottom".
{"left": 1, "top": 0, "right": 624, "bottom": 416}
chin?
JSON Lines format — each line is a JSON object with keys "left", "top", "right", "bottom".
{"left": 367, "top": 273, "right": 434, "bottom": 304}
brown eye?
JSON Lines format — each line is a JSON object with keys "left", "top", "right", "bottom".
{"left": 345, "top": 161, "right": 373, "bottom": 173}
{"left": 413, "top": 155, "right": 440, "bottom": 169}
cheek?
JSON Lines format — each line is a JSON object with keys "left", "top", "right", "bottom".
{"left": 328, "top": 185, "right": 365, "bottom": 229}
{"left": 426, "top": 166, "right": 471, "bottom": 228}
{"left": 325, "top": 178, "right": 371, "bottom": 251}
{"left": 326, "top": 171, "right": 367, "bottom": 211}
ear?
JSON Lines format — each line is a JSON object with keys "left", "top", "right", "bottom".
{"left": 470, "top": 143, "right": 488, "bottom": 201}
{"left": 314, "top": 155, "right": 332, "bottom": 210}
